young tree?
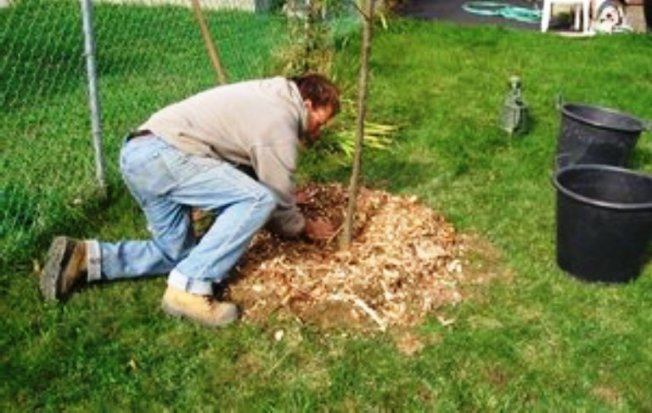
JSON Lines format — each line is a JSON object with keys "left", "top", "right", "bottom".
{"left": 339, "top": 0, "right": 376, "bottom": 249}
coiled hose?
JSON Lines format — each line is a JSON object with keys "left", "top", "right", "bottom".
{"left": 462, "top": 1, "right": 541, "bottom": 24}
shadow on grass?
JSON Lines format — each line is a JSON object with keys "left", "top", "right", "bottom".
{"left": 366, "top": 156, "right": 442, "bottom": 192}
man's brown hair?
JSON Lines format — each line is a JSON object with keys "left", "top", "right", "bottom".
{"left": 290, "top": 73, "right": 340, "bottom": 115}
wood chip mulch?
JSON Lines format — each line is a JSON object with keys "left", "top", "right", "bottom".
{"left": 224, "top": 183, "right": 480, "bottom": 332}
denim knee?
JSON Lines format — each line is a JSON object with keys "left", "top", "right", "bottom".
{"left": 151, "top": 226, "right": 194, "bottom": 264}
{"left": 254, "top": 185, "right": 277, "bottom": 218}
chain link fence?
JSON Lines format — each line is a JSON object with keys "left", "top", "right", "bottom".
{"left": 0, "top": 0, "right": 362, "bottom": 269}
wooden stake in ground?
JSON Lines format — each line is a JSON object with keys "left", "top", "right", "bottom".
{"left": 339, "top": 0, "right": 376, "bottom": 249}
{"left": 189, "top": 0, "right": 228, "bottom": 85}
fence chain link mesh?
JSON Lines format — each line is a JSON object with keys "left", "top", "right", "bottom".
{"left": 1, "top": 0, "right": 361, "bottom": 270}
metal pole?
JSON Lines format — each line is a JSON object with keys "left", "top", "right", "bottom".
{"left": 80, "top": 0, "right": 106, "bottom": 195}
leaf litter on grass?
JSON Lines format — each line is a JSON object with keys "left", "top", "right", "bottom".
{"left": 216, "top": 183, "right": 498, "bottom": 333}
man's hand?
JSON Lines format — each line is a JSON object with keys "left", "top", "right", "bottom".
{"left": 295, "top": 187, "right": 317, "bottom": 205}
{"left": 304, "top": 218, "right": 336, "bottom": 241}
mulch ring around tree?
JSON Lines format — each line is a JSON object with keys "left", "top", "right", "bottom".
{"left": 224, "top": 183, "right": 502, "bottom": 333}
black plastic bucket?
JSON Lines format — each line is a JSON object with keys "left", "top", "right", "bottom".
{"left": 553, "top": 165, "right": 652, "bottom": 283}
{"left": 556, "top": 103, "right": 647, "bottom": 169}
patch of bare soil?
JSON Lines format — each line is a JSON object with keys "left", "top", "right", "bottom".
{"left": 225, "top": 183, "right": 498, "bottom": 332}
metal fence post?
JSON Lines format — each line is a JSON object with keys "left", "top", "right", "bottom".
{"left": 80, "top": 0, "right": 106, "bottom": 195}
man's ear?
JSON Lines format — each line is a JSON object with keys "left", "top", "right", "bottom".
{"left": 304, "top": 99, "right": 314, "bottom": 111}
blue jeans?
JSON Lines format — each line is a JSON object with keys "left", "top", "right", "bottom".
{"left": 86, "top": 135, "right": 276, "bottom": 295}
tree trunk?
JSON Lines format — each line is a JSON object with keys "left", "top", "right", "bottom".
{"left": 339, "top": 0, "right": 375, "bottom": 249}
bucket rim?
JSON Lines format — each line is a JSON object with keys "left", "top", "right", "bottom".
{"left": 552, "top": 164, "right": 652, "bottom": 211}
{"left": 561, "top": 103, "right": 645, "bottom": 134}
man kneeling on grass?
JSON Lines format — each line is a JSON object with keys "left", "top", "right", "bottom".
{"left": 40, "top": 73, "right": 340, "bottom": 328}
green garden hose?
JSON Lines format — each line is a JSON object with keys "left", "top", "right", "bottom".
{"left": 462, "top": 1, "right": 541, "bottom": 24}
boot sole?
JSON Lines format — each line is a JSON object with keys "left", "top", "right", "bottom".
{"left": 40, "top": 236, "right": 69, "bottom": 301}
{"left": 161, "top": 300, "right": 238, "bottom": 328}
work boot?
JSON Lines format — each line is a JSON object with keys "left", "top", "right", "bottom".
{"left": 161, "top": 286, "right": 239, "bottom": 328}
{"left": 40, "top": 236, "right": 88, "bottom": 301}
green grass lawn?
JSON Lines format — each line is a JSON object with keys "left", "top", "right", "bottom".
{"left": 2, "top": 14, "right": 652, "bottom": 411}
